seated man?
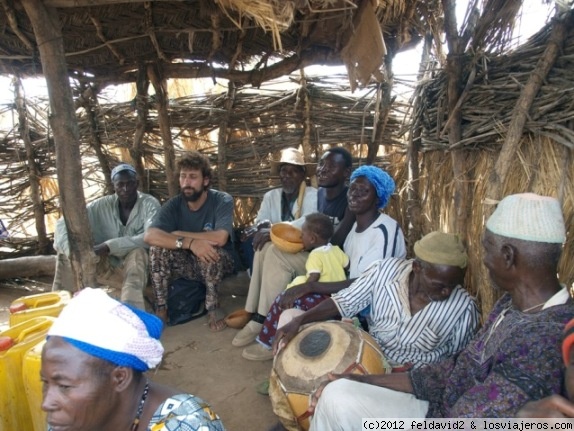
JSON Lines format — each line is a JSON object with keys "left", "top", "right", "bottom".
{"left": 274, "top": 231, "right": 479, "bottom": 370}
{"left": 308, "top": 193, "right": 573, "bottom": 429}
{"left": 52, "top": 163, "right": 160, "bottom": 310}
{"left": 517, "top": 318, "right": 574, "bottom": 418}
{"left": 233, "top": 147, "right": 353, "bottom": 344}
{"left": 144, "top": 151, "right": 235, "bottom": 331}
{"left": 42, "top": 288, "right": 225, "bottom": 430}
{"left": 240, "top": 147, "right": 317, "bottom": 273}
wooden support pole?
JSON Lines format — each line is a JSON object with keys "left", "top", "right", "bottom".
{"left": 132, "top": 64, "right": 150, "bottom": 192}
{"left": 14, "top": 77, "right": 50, "bottom": 255}
{"left": 80, "top": 83, "right": 113, "bottom": 194}
{"left": 368, "top": 54, "right": 394, "bottom": 164}
{"left": 217, "top": 82, "right": 235, "bottom": 191}
{"left": 406, "top": 34, "right": 433, "bottom": 250}
{"left": 21, "top": 0, "right": 97, "bottom": 289}
{"left": 297, "top": 70, "right": 318, "bottom": 186}
{"left": 148, "top": 63, "right": 177, "bottom": 197}
{"left": 486, "top": 8, "right": 570, "bottom": 205}
{"left": 442, "top": 0, "right": 468, "bottom": 237}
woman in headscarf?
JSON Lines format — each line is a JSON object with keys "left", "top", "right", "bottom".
{"left": 241, "top": 165, "right": 407, "bottom": 361}
{"left": 41, "top": 288, "right": 225, "bottom": 431}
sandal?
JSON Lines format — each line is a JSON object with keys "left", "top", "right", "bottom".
{"left": 207, "top": 308, "right": 227, "bottom": 332}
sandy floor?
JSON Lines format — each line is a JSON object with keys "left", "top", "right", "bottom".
{"left": 0, "top": 272, "right": 280, "bottom": 431}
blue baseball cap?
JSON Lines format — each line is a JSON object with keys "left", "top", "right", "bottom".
{"left": 111, "top": 163, "right": 136, "bottom": 180}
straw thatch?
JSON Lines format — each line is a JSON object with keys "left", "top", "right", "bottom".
{"left": 0, "top": 72, "right": 401, "bottom": 255}
{"left": 0, "top": 0, "right": 432, "bottom": 86}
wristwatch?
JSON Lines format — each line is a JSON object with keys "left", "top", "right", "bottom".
{"left": 175, "top": 237, "right": 184, "bottom": 249}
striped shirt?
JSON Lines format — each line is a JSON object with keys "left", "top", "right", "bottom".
{"left": 332, "top": 258, "right": 480, "bottom": 368}
{"left": 343, "top": 212, "right": 406, "bottom": 278}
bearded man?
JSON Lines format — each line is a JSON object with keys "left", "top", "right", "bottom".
{"left": 145, "top": 151, "right": 235, "bottom": 331}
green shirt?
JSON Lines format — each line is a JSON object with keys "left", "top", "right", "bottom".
{"left": 54, "top": 191, "right": 160, "bottom": 263}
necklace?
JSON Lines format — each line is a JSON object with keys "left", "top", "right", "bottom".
{"left": 521, "top": 301, "right": 546, "bottom": 313}
{"left": 130, "top": 381, "right": 150, "bottom": 431}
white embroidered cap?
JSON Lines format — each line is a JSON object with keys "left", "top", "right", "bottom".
{"left": 486, "top": 193, "right": 566, "bottom": 244}
{"left": 48, "top": 288, "right": 164, "bottom": 371}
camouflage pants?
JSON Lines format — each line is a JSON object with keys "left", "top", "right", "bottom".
{"left": 52, "top": 248, "right": 149, "bottom": 310}
{"left": 149, "top": 246, "right": 234, "bottom": 312}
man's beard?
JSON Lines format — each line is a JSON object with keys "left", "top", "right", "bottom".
{"left": 182, "top": 187, "right": 204, "bottom": 202}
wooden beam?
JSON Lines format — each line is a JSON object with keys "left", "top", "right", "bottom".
{"left": 0, "top": 255, "right": 56, "bottom": 279}
{"left": 14, "top": 77, "right": 51, "bottom": 255}
{"left": 21, "top": 0, "right": 98, "bottom": 290}
{"left": 44, "top": 0, "right": 180, "bottom": 7}
{"left": 486, "top": 7, "right": 570, "bottom": 202}
{"left": 148, "top": 63, "right": 177, "bottom": 197}
{"left": 131, "top": 63, "right": 150, "bottom": 192}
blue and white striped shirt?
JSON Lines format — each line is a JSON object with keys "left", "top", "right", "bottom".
{"left": 332, "top": 257, "right": 480, "bottom": 368}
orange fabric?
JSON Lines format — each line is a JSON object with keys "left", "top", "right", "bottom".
{"left": 562, "top": 318, "right": 574, "bottom": 366}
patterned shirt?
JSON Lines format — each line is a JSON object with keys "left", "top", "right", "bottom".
{"left": 410, "top": 289, "right": 574, "bottom": 417}
{"left": 333, "top": 258, "right": 480, "bottom": 368}
{"left": 148, "top": 393, "right": 225, "bottom": 431}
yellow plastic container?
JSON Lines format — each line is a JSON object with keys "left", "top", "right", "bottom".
{"left": 0, "top": 316, "right": 54, "bottom": 431}
{"left": 22, "top": 339, "right": 47, "bottom": 431}
{"left": 9, "top": 291, "right": 71, "bottom": 327}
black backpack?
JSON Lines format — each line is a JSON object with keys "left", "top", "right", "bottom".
{"left": 167, "top": 278, "right": 207, "bottom": 326}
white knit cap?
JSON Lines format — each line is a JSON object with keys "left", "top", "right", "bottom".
{"left": 486, "top": 193, "right": 566, "bottom": 244}
{"left": 48, "top": 288, "right": 164, "bottom": 371}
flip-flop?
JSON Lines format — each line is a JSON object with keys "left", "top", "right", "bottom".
{"left": 207, "top": 308, "right": 227, "bottom": 332}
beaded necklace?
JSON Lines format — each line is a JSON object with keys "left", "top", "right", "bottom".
{"left": 130, "top": 381, "right": 150, "bottom": 431}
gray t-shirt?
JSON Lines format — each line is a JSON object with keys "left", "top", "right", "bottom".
{"left": 151, "top": 189, "right": 234, "bottom": 252}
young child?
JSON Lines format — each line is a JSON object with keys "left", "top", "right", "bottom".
{"left": 285, "top": 212, "right": 349, "bottom": 289}
{"left": 241, "top": 213, "right": 349, "bottom": 361}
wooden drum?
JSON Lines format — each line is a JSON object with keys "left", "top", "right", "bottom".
{"left": 270, "top": 321, "right": 391, "bottom": 431}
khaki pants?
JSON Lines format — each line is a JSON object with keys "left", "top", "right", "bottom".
{"left": 245, "top": 242, "right": 308, "bottom": 316}
{"left": 52, "top": 248, "right": 149, "bottom": 310}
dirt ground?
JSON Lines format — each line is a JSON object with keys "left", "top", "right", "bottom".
{"left": 0, "top": 271, "right": 280, "bottom": 431}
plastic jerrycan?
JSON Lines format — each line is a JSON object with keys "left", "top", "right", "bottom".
{"left": 22, "top": 339, "right": 47, "bottom": 431}
{"left": 0, "top": 316, "right": 55, "bottom": 431}
{"left": 9, "top": 291, "right": 71, "bottom": 327}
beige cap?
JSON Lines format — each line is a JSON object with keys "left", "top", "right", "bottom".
{"left": 270, "top": 148, "right": 316, "bottom": 177}
{"left": 414, "top": 231, "right": 468, "bottom": 269}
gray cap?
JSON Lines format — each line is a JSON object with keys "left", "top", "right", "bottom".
{"left": 111, "top": 163, "right": 136, "bottom": 180}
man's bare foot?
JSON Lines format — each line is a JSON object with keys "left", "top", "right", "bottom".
{"left": 156, "top": 307, "right": 168, "bottom": 325}
{"left": 208, "top": 308, "right": 227, "bottom": 332}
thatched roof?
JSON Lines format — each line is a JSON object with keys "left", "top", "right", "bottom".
{"left": 0, "top": 0, "right": 431, "bottom": 88}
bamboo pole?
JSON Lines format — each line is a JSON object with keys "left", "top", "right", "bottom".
{"left": 21, "top": 0, "right": 97, "bottom": 289}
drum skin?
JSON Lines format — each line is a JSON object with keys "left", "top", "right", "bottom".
{"left": 270, "top": 321, "right": 391, "bottom": 431}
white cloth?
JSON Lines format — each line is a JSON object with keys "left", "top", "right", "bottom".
{"left": 310, "top": 379, "right": 429, "bottom": 431}
{"left": 48, "top": 288, "right": 164, "bottom": 369}
{"left": 343, "top": 212, "right": 406, "bottom": 278}
{"left": 332, "top": 258, "right": 480, "bottom": 368}
{"left": 255, "top": 186, "right": 318, "bottom": 226}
